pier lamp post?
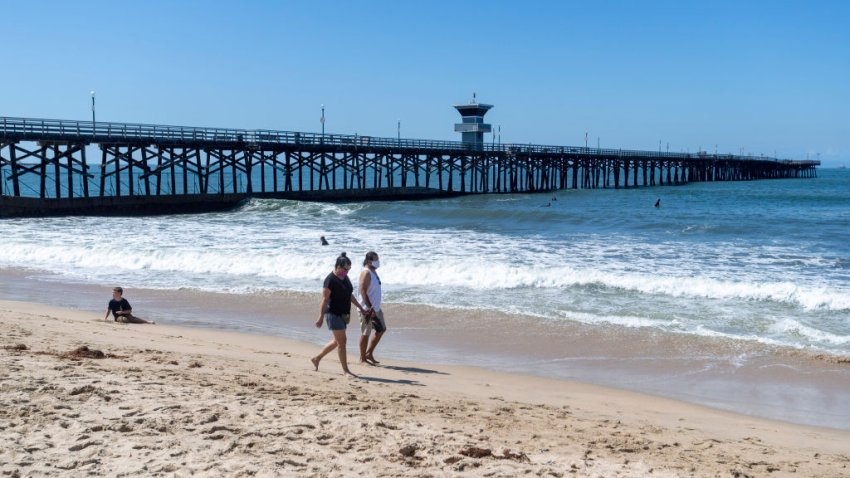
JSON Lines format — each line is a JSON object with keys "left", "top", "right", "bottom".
{"left": 90, "top": 90, "right": 96, "bottom": 136}
{"left": 397, "top": 119, "right": 401, "bottom": 144}
{"left": 320, "top": 104, "right": 325, "bottom": 143}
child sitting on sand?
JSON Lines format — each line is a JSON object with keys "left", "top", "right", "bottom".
{"left": 103, "top": 287, "right": 155, "bottom": 324}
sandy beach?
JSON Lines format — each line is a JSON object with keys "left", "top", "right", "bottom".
{"left": 1, "top": 299, "right": 848, "bottom": 477}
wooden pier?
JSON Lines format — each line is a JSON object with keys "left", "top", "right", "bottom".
{"left": 0, "top": 116, "right": 819, "bottom": 217}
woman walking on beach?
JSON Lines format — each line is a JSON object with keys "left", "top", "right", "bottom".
{"left": 312, "top": 252, "right": 368, "bottom": 377}
{"left": 359, "top": 251, "right": 386, "bottom": 365}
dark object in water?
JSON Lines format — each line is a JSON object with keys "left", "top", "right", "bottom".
{"left": 320, "top": 236, "right": 329, "bottom": 246}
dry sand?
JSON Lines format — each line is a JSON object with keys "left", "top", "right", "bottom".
{"left": 1, "top": 299, "right": 848, "bottom": 477}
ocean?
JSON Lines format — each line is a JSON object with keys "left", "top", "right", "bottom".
{"left": 1, "top": 169, "right": 849, "bottom": 427}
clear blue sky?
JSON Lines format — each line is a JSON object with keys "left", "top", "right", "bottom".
{"left": 1, "top": 1, "right": 847, "bottom": 165}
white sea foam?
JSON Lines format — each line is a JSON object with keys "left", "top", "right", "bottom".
{"left": 2, "top": 226, "right": 849, "bottom": 314}
{"left": 770, "top": 318, "right": 850, "bottom": 346}
{"left": 2, "top": 187, "right": 849, "bottom": 355}
{"left": 553, "top": 309, "right": 678, "bottom": 330}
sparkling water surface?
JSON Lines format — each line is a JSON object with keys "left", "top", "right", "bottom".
{"left": 1, "top": 170, "right": 848, "bottom": 355}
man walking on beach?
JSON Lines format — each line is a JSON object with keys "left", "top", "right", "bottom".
{"left": 358, "top": 251, "right": 386, "bottom": 365}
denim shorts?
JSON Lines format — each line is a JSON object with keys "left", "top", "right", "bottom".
{"left": 325, "top": 313, "right": 348, "bottom": 331}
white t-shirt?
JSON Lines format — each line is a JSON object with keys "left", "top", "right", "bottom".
{"left": 360, "top": 268, "right": 382, "bottom": 312}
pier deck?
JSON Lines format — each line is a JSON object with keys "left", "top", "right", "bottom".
{"left": 1, "top": 116, "right": 819, "bottom": 217}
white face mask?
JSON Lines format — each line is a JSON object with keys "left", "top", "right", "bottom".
{"left": 371, "top": 260, "right": 380, "bottom": 269}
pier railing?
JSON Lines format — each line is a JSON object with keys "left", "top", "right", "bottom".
{"left": 0, "top": 116, "right": 804, "bottom": 164}
{"left": 0, "top": 114, "right": 821, "bottom": 216}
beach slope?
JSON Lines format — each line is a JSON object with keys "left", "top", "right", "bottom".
{"left": 1, "top": 300, "right": 847, "bottom": 477}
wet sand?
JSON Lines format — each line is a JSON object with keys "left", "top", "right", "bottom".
{"left": 2, "top": 269, "right": 849, "bottom": 431}
{"left": 2, "top": 299, "right": 850, "bottom": 477}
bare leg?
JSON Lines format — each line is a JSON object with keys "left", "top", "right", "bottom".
{"left": 365, "top": 331, "right": 384, "bottom": 364}
{"left": 332, "top": 329, "right": 357, "bottom": 377}
{"left": 125, "top": 314, "right": 154, "bottom": 324}
{"left": 359, "top": 335, "right": 371, "bottom": 364}
{"left": 311, "top": 339, "right": 338, "bottom": 371}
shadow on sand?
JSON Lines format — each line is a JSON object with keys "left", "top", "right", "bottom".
{"left": 379, "top": 365, "right": 449, "bottom": 375}
{"left": 358, "top": 376, "right": 424, "bottom": 386}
